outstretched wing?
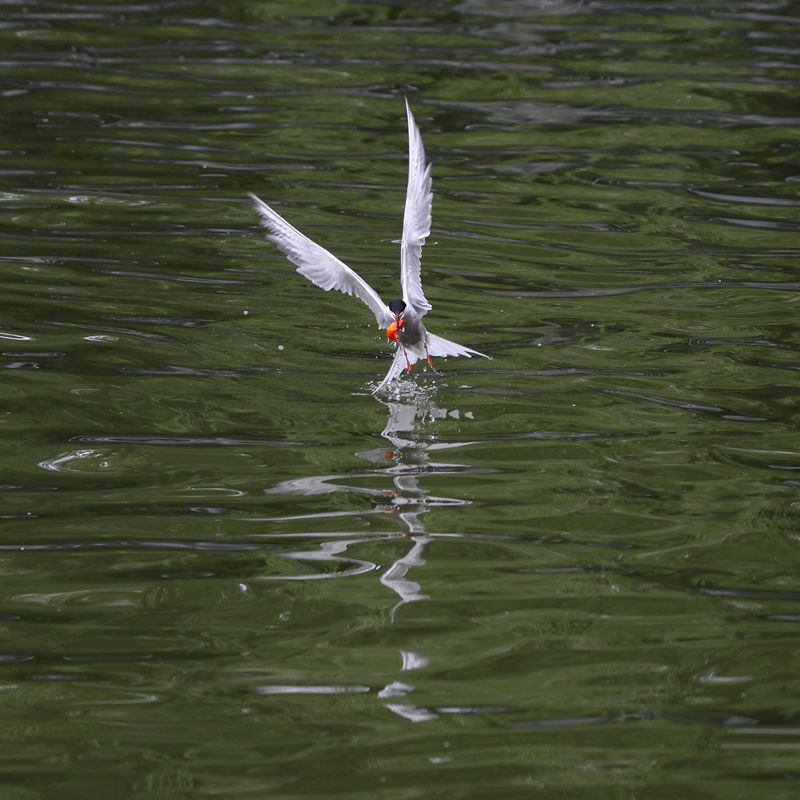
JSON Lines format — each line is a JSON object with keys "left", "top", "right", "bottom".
{"left": 249, "top": 193, "right": 392, "bottom": 328}
{"left": 400, "top": 99, "right": 433, "bottom": 317}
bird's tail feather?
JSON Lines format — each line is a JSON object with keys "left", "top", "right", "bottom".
{"left": 426, "top": 332, "right": 490, "bottom": 360}
{"left": 373, "top": 348, "right": 418, "bottom": 393}
{"left": 373, "top": 335, "right": 489, "bottom": 393}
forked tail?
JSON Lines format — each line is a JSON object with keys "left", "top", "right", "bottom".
{"left": 372, "top": 331, "right": 490, "bottom": 393}
{"left": 426, "top": 332, "right": 491, "bottom": 360}
{"left": 373, "top": 348, "right": 419, "bottom": 393}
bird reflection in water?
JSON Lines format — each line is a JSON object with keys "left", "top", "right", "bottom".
{"left": 262, "top": 383, "right": 477, "bottom": 722}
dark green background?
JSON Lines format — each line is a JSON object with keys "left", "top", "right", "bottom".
{"left": 1, "top": 1, "right": 799, "bottom": 797}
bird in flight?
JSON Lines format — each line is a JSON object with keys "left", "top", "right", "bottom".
{"left": 249, "top": 98, "right": 490, "bottom": 392}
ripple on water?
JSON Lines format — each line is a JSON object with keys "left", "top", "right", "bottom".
{"left": 2, "top": 0, "right": 800, "bottom": 795}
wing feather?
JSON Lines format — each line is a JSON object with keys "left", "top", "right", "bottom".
{"left": 249, "top": 193, "right": 392, "bottom": 328}
{"left": 400, "top": 99, "right": 433, "bottom": 317}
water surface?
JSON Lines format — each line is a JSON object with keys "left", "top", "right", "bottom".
{"left": 2, "top": 1, "right": 800, "bottom": 797}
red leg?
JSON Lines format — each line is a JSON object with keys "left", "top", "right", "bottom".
{"left": 404, "top": 349, "right": 413, "bottom": 374}
{"left": 425, "top": 343, "right": 434, "bottom": 369}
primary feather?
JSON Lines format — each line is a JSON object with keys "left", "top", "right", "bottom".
{"left": 248, "top": 192, "right": 392, "bottom": 329}
{"left": 400, "top": 98, "right": 433, "bottom": 317}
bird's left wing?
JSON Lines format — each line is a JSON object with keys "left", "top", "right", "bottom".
{"left": 400, "top": 99, "right": 433, "bottom": 317}
{"left": 249, "top": 193, "right": 392, "bottom": 329}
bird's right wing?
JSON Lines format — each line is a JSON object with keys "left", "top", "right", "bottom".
{"left": 249, "top": 193, "right": 392, "bottom": 329}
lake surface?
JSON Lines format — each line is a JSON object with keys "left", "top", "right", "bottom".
{"left": 2, "top": 1, "right": 800, "bottom": 797}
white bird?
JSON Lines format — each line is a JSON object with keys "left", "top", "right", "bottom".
{"left": 249, "top": 98, "right": 490, "bottom": 392}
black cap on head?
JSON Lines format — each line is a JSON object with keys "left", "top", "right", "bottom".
{"left": 388, "top": 299, "right": 407, "bottom": 315}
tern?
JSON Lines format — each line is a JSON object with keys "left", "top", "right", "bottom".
{"left": 249, "top": 98, "right": 490, "bottom": 392}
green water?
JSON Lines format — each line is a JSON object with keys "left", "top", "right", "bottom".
{"left": 2, "top": 1, "right": 800, "bottom": 797}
